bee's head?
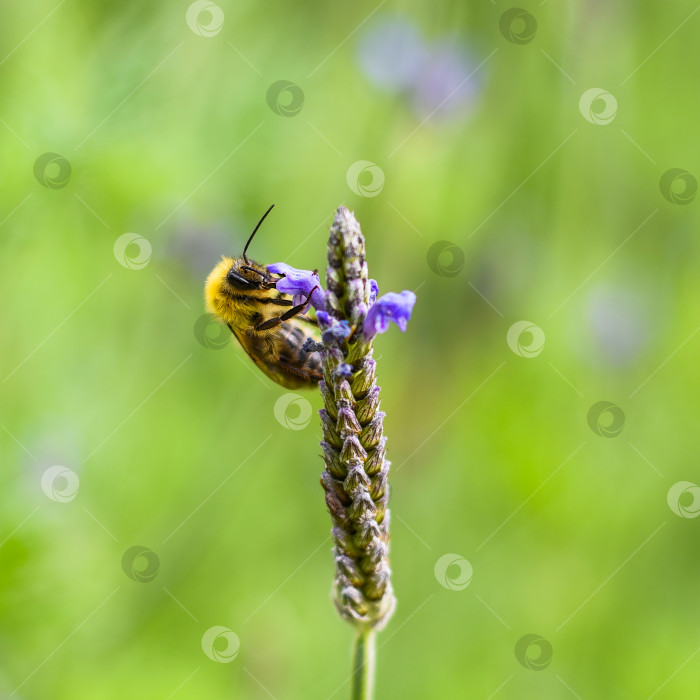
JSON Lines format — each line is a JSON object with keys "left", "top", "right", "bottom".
{"left": 205, "top": 255, "right": 276, "bottom": 316}
{"left": 224, "top": 257, "right": 272, "bottom": 291}
{"left": 226, "top": 203, "right": 277, "bottom": 290}
{"left": 204, "top": 205, "right": 278, "bottom": 315}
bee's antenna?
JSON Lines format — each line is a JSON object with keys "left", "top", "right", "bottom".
{"left": 242, "top": 204, "right": 275, "bottom": 263}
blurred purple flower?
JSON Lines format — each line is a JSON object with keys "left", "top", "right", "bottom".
{"left": 267, "top": 262, "right": 324, "bottom": 310}
{"left": 363, "top": 290, "right": 416, "bottom": 340}
{"left": 357, "top": 17, "right": 428, "bottom": 92}
{"left": 165, "top": 222, "right": 235, "bottom": 280}
{"left": 357, "top": 15, "right": 482, "bottom": 123}
{"left": 586, "top": 285, "right": 651, "bottom": 367}
{"left": 411, "top": 41, "right": 481, "bottom": 122}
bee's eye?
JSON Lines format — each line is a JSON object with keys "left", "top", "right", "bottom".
{"left": 226, "top": 268, "right": 256, "bottom": 290}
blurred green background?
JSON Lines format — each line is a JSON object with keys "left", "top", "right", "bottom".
{"left": 1, "top": 1, "right": 699, "bottom": 698}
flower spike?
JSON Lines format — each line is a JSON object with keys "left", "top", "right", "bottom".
{"left": 318, "top": 207, "right": 398, "bottom": 630}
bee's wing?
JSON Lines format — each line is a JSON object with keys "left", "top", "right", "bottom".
{"left": 228, "top": 321, "right": 322, "bottom": 390}
{"left": 278, "top": 316, "right": 323, "bottom": 385}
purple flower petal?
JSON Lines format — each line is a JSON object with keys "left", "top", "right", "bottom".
{"left": 332, "top": 363, "right": 354, "bottom": 380}
{"left": 267, "top": 262, "right": 324, "bottom": 310}
{"left": 322, "top": 320, "right": 352, "bottom": 347}
{"left": 316, "top": 310, "right": 333, "bottom": 329}
{"left": 363, "top": 290, "right": 416, "bottom": 340}
{"left": 369, "top": 279, "right": 379, "bottom": 304}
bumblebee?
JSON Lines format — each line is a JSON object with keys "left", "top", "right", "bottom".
{"left": 205, "top": 205, "right": 323, "bottom": 389}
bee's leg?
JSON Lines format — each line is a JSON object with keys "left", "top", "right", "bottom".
{"left": 255, "top": 286, "right": 319, "bottom": 331}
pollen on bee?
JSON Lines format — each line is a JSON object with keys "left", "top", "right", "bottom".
{"left": 204, "top": 257, "right": 235, "bottom": 315}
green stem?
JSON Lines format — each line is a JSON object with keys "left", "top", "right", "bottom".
{"left": 350, "top": 626, "right": 375, "bottom": 700}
